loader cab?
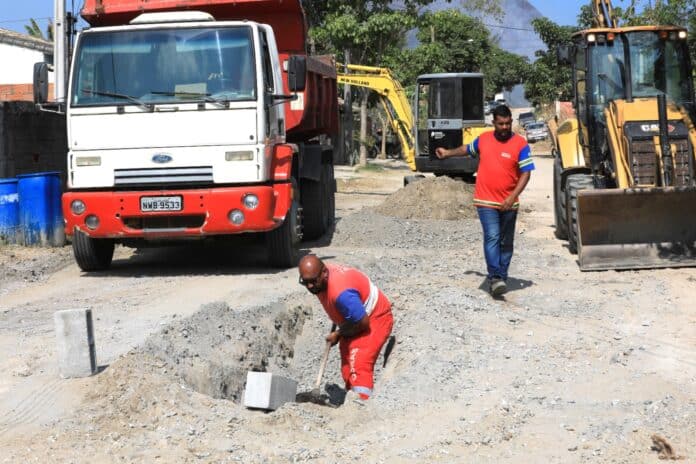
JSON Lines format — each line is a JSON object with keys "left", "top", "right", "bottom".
{"left": 414, "top": 73, "right": 486, "bottom": 176}
{"left": 568, "top": 27, "right": 695, "bottom": 174}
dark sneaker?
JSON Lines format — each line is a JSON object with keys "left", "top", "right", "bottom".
{"left": 490, "top": 278, "right": 507, "bottom": 296}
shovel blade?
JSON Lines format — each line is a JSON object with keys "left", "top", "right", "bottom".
{"left": 577, "top": 187, "right": 696, "bottom": 271}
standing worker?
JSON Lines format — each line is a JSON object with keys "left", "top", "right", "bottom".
{"left": 435, "top": 105, "right": 535, "bottom": 296}
{"left": 298, "top": 255, "right": 393, "bottom": 400}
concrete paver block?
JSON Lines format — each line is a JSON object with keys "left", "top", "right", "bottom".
{"left": 54, "top": 309, "right": 97, "bottom": 378}
{"left": 243, "top": 372, "right": 297, "bottom": 410}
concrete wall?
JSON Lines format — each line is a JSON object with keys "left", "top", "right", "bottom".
{"left": 0, "top": 43, "right": 52, "bottom": 84}
{"left": 0, "top": 43, "right": 54, "bottom": 101}
{"left": 0, "top": 102, "right": 67, "bottom": 184}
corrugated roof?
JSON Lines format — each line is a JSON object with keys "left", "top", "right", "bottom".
{"left": 0, "top": 28, "right": 52, "bottom": 54}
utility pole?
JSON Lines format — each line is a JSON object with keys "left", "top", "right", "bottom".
{"left": 54, "top": 0, "right": 67, "bottom": 103}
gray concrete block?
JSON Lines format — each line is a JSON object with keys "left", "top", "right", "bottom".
{"left": 54, "top": 309, "right": 97, "bottom": 378}
{"left": 243, "top": 372, "right": 297, "bottom": 411}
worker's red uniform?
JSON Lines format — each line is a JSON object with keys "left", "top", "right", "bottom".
{"left": 317, "top": 263, "right": 393, "bottom": 399}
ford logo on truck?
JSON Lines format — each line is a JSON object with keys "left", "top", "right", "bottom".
{"left": 152, "top": 153, "right": 173, "bottom": 164}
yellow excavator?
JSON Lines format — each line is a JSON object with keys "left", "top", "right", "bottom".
{"left": 337, "top": 64, "right": 490, "bottom": 181}
{"left": 553, "top": 0, "right": 696, "bottom": 270}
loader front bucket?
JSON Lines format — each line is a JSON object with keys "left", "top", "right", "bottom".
{"left": 577, "top": 188, "right": 696, "bottom": 271}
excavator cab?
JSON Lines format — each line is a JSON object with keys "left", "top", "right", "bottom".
{"left": 414, "top": 73, "right": 489, "bottom": 179}
{"left": 556, "top": 18, "right": 696, "bottom": 270}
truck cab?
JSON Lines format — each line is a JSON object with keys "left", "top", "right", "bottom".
{"left": 35, "top": 2, "right": 338, "bottom": 271}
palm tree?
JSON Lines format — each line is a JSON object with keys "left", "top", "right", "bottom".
{"left": 24, "top": 18, "right": 54, "bottom": 41}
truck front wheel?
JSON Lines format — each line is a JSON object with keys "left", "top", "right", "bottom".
{"left": 72, "top": 229, "right": 115, "bottom": 271}
{"left": 267, "top": 181, "right": 303, "bottom": 268}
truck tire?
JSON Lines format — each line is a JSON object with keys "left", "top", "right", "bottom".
{"left": 324, "top": 162, "right": 336, "bottom": 230}
{"left": 553, "top": 156, "right": 568, "bottom": 240}
{"left": 565, "top": 174, "right": 594, "bottom": 254}
{"left": 72, "top": 229, "right": 115, "bottom": 271}
{"left": 301, "top": 161, "right": 330, "bottom": 240}
{"left": 268, "top": 181, "right": 302, "bottom": 268}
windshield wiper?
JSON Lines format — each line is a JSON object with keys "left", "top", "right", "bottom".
{"left": 81, "top": 89, "right": 154, "bottom": 111}
{"left": 149, "top": 91, "right": 230, "bottom": 108}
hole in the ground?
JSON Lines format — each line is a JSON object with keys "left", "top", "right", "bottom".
{"left": 143, "top": 299, "right": 313, "bottom": 401}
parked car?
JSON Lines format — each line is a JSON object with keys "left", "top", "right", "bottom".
{"left": 518, "top": 111, "right": 535, "bottom": 128}
{"left": 485, "top": 100, "right": 499, "bottom": 115}
{"left": 525, "top": 121, "right": 549, "bottom": 143}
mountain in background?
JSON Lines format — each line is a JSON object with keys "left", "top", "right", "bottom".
{"left": 406, "top": 0, "right": 548, "bottom": 106}
{"left": 410, "top": 0, "right": 546, "bottom": 60}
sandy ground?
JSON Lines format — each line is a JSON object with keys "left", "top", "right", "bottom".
{"left": 0, "top": 144, "right": 694, "bottom": 463}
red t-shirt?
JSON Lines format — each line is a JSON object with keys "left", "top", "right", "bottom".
{"left": 468, "top": 131, "right": 534, "bottom": 209}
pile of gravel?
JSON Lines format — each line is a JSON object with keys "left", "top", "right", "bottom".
{"left": 374, "top": 176, "right": 476, "bottom": 220}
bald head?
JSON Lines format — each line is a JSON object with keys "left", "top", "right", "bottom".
{"left": 299, "top": 254, "right": 323, "bottom": 277}
{"left": 298, "top": 255, "right": 328, "bottom": 294}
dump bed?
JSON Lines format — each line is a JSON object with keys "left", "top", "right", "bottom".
{"left": 81, "top": 0, "right": 338, "bottom": 139}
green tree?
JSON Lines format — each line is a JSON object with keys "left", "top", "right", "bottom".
{"left": 310, "top": 1, "right": 433, "bottom": 165}
{"left": 397, "top": 9, "right": 528, "bottom": 100}
{"left": 523, "top": 17, "right": 576, "bottom": 105}
{"left": 482, "top": 47, "right": 530, "bottom": 99}
{"left": 24, "top": 18, "right": 53, "bottom": 41}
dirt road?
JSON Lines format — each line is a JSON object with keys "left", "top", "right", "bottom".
{"left": 1, "top": 145, "right": 694, "bottom": 463}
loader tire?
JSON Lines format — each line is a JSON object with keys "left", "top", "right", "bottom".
{"left": 72, "top": 229, "right": 115, "bottom": 271}
{"left": 268, "top": 181, "right": 302, "bottom": 268}
{"left": 565, "top": 174, "right": 594, "bottom": 255}
{"left": 553, "top": 156, "right": 568, "bottom": 240}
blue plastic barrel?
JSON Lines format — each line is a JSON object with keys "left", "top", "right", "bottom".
{"left": 0, "top": 178, "right": 20, "bottom": 243}
{"left": 17, "top": 172, "right": 65, "bottom": 246}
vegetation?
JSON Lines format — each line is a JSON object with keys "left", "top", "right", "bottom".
{"left": 24, "top": 18, "right": 53, "bottom": 41}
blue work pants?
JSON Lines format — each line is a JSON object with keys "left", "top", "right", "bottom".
{"left": 476, "top": 207, "right": 518, "bottom": 281}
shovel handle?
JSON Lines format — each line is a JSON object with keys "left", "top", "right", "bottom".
{"left": 314, "top": 323, "right": 336, "bottom": 390}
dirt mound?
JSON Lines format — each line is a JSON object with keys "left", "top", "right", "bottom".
{"left": 374, "top": 176, "right": 477, "bottom": 220}
{"left": 143, "top": 300, "right": 311, "bottom": 400}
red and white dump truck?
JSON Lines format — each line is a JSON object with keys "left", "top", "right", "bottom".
{"left": 35, "top": 0, "right": 338, "bottom": 270}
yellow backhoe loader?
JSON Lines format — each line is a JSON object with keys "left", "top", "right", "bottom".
{"left": 553, "top": 0, "right": 696, "bottom": 270}
{"left": 337, "top": 64, "right": 490, "bottom": 181}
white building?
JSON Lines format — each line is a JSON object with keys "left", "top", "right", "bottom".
{"left": 0, "top": 28, "right": 53, "bottom": 101}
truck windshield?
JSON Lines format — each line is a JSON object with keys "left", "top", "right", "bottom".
{"left": 590, "top": 31, "right": 691, "bottom": 105}
{"left": 72, "top": 26, "right": 256, "bottom": 107}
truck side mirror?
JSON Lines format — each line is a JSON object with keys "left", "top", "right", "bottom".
{"left": 287, "top": 55, "right": 306, "bottom": 92}
{"left": 33, "top": 62, "right": 50, "bottom": 104}
{"left": 556, "top": 45, "right": 572, "bottom": 65}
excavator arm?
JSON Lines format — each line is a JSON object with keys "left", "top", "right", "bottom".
{"left": 336, "top": 64, "right": 416, "bottom": 170}
{"left": 593, "top": 0, "right": 618, "bottom": 28}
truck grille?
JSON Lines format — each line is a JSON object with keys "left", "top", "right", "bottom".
{"left": 114, "top": 166, "right": 213, "bottom": 187}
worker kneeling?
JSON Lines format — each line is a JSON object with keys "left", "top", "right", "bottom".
{"left": 298, "top": 255, "right": 393, "bottom": 400}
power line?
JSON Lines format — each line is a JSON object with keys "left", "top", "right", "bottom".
{"left": 483, "top": 22, "right": 538, "bottom": 33}
{"left": 0, "top": 17, "right": 52, "bottom": 25}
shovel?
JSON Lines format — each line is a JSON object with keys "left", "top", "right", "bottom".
{"left": 311, "top": 323, "right": 336, "bottom": 396}
{"left": 297, "top": 323, "right": 336, "bottom": 404}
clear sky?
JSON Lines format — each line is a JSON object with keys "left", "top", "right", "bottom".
{"left": 0, "top": 0, "right": 637, "bottom": 34}
{"left": 528, "top": 0, "right": 635, "bottom": 26}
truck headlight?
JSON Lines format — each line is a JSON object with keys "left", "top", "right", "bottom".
{"left": 242, "top": 194, "right": 259, "bottom": 210}
{"left": 85, "top": 215, "right": 100, "bottom": 230}
{"left": 71, "top": 199, "right": 86, "bottom": 215}
{"left": 225, "top": 151, "right": 254, "bottom": 161}
{"left": 228, "top": 209, "right": 244, "bottom": 225}
{"left": 76, "top": 156, "right": 101, "bottom": 166}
